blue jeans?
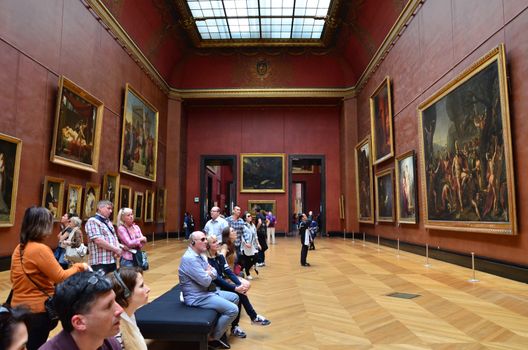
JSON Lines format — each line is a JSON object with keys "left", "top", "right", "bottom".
{"left": 193, "top": 291, "right": 239, "bottom": 340}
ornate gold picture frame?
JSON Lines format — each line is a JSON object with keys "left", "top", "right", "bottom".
{"left": 241, "top": 153, "right": 285, "bottom": 193}
{"left": 42, "top": 176, "right": 65, "bottom": 221}
{"left": 370, "top": 76, "right": 394, "bottom": 164}
{"left": 66, "top": 184, "right": 83, "bottom": 216}
{"left": 134, "top": 192, "right": 144, "bottom": 220}
{"left": 418, "top": 44, "right": 516, "bottom": 234}
{"left": 248, "top": 200, "right": 276, "bottom": 216}
{"left": 83, "top": 182, "right": 100, "bottom": 220}
{"left": 156, "top": 187, "right": 167, "bottom": 223}
{"left": 375, "top": 168, "right": 394, "bottom": 223}
{"left": 120, "top": 84, "right": 159, "bottom": 182}
{"left": 355, "top": 136, "right": 374, "bottom": 224}
{"left": 0, "top": 133, "right": 22, "bottom": 227}
{"left": 102, "top": 172, "right": 120, "bottom": 224}
{"left": 144, "top": 190, "right": 155, "bottom": 223}
{"left": 50, "top": 76, "right": 103, "bottom": 172}
{"left": 395, "top": 151, "right": 418, "bottom": 225}
{"left": 119, "top": 185, "right": 132, "bottom": 210}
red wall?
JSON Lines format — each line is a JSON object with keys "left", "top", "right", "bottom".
{"left": 0, "top": 0, "right": 169, "bottom": 256}
{"left": 184, "top": 104, "right": 341, "bottom": 232}
{"left": 354, "top": 1, "right": 528, "bottom": 265}
{"left": 293, "top": 168, "right": 322, "bottom": 217}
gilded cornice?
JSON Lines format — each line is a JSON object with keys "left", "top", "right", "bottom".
{"left": 84, "top": 0, "right": 423, "bottom": 101}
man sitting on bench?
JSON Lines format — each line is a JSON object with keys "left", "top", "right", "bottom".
{"left": 179, "top": 231, "right": 239, "bottom": 350}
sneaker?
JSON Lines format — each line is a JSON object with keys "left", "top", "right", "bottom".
{"left": 231, "top": 326, "right": 247, "bottom": 338}
{"left": 256, "top": 263, "right": 263, "bottom": 267}
{"left": 252, "top": 314, "right": 271, "bottom": 326}
{"left": 247, "top": 275, "right": 253, "bottom": 280}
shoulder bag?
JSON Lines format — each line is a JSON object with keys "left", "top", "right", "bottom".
{"left": 65, "top": 227, "right": 88, "bottom": 263}
{"left": 19, "top": 247, "right": 59, "bottom": 320}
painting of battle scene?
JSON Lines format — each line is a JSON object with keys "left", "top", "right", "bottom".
{"left": 418, "top": 45, "right": 516, "bottom": 234}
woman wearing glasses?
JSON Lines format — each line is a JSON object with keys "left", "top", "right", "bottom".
{"left": 206, "top": 235, "right": 270, "bottom": 339}
{"left": 109, "top": 267, "right": 150, "bottom": 350}
{"left": 9, "top": 207, "right": 90, "bottom": 350}
{"left": 0, "top": 305, "right": 30, "bottom": 350}
{"left": 240, "top": 212, "right": 260, "bottom": 280}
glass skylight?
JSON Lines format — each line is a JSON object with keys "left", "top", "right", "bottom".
{"left": 186, "top": 0, "right": 332, "bottom": 41}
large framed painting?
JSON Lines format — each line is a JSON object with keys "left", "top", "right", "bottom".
{"left": 292, "top": 164, "right": 314, "bottom": 174}
{"left": 120, "top": 84, "right": 159, "bottom": 182}
{"left": 119, "top": 185, "right": 132, "bottom": 210}
{"left": 42, "top": 177, "right": 65, "bottom": 221}
{"left": 134, "top": 192, "right": 144, "bottom": 221}
{"left": 144, "top": 190, "right": 155, "bottom": 223}
{"left": 0, "top": 134, "right": 22, "bottom": 227}
{"left": 241, "top": 153, "right": 285, "bottom": 193}
{"left": 418, "top": 44, "right": 516, "bottom": 234}
{"left": 354, "top": 137, "right": 374, "bottom": 223}
{"left": 395, "top": 151, "right": 418, "bottom": 224}
{"left": 83, "top": 182, "right": 100, "bottom": 220}
{"left": 370, "top": 76, "right": 394, "bottom": 164}
{"left": 375, "top": 169, "right": 394, "bottom": 223}
{"left": 248, "top": 200, "right": 276, "bottom": 216}
{"left": 102, "top": 173, "right": 120, "bottom": 224}
{"left": 50, "top": 76, "right": 103, "bottom": 172}
{"left": 66, "top": 184, "right": 83, "bottom": 216}
{"left": 156, "top": 187, "right": 167, "bottom": 223}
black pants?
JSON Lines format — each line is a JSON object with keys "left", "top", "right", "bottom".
{"left": 27, "top": 312, "right": 58, "bottom": 350}
{"left": 240, "top": 254, "right": 256, "bottom": 276}
{"left": 232, "top": 291, "right": 258, "bottom": 327}
{"left": 90, "top": 263, "right": 117, "bottom": 274}
{"left": 300, "top": 244, "right": 309, "bottom": 265}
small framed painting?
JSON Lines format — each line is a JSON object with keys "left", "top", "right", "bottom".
{"left": 102, "top": 172, "right": 120, "bottom": 223}
{"left": 375, "top": 168, "right": 394, "bottom": 223}
{"left": 156, "top": 187, "right": 167, "bottom": 223}
{"left": 66, "top": 184, "right": 83, "bottom": 216}
{"left": 119, "top": 185, "right": 132, "bottom": 210}
{"left": 0, "top": 133, "right": 22, "bottom": 227}
{"left": 83, "top": 182, "right": 101, "bottom": 220}
{"left": 144, "top": 190, "right": 155, "bottom": 223}
{"left": 42, "top": 177, "right": 65, "bottom": 221}
{"left": 134, "top": 192, "right": 144, "bottom": 220}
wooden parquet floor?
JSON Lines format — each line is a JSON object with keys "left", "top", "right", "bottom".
{"left": 2, "top": 236, "right": 528, "bottom": 349}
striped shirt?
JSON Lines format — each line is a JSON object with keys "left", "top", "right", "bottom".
{"left": 85, "top": 214, "right": 119, "bottom": 266}
{"left": 226, "top": 215, "right": 244, "bottom": 249}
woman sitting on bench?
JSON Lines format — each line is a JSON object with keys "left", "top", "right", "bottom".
{"left": 206, "top": 235, "right": 270, "bottom": 339}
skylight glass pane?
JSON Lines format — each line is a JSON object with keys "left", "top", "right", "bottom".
{"left": 185, "top": 0, "right": 332, "bottom": 41}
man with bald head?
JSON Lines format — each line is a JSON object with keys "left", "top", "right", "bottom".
{"left": 204, "top": 206, "right": 228, "bottom": 243}
{"left": 179, "top": 231, "right": 239, "bottom": 349}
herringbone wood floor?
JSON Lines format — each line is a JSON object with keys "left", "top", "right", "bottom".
{"left": 2, "top": 236, "right": 528, "bottom": 349}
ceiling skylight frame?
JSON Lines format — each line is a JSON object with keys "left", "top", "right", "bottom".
{"left": 176, "top": 0, "right": 342, "bottom": 48}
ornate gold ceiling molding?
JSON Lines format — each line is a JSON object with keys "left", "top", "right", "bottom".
{"left": 354, "top": 0, "right": 424, "bottom": 93}
{"left": 169, "top": 87, "right": 355, "bottom": 100}
{"left": 84, "top": 0, "right": 171, "bottom": 93}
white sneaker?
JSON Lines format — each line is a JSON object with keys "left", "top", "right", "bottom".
{"left": 247, "top": 275, "right": 253, "bottom": 280}
{"left": 252, "top": 314, "right": 271, "bottom": 326}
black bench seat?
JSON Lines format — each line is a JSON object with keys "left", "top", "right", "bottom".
{"left": 135, "top": 284, "right": 218, "bottom": 350}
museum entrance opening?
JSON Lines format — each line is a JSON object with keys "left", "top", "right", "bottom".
{"left": 199, "top": 155, "right": 237, "bottom": 229}
{"left": 289, "top": 155, "right": 325, "bottom": 234}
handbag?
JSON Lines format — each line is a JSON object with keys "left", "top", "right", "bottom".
{"left": 19, "top": 247, "right": 59, "bottom": 321}
{"left": 132, "top": 250, "right": 149, "bottom": 270}
{"left": 64, "top": 228, "right": 87, "bottom": 263}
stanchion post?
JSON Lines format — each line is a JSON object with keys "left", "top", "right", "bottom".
{"left": 352, "top": 232, "right": 355, "bottom": 244}
{"left": 397, "top": 238, "right": 400, "bottom": 256}
{"left": 151, "top": 232, "right": 156, "bottom": 246}
{"left": 424, "top": 243, "right": 431, "bottom": 268}
{"left": 166, "top": 231, "right": 169, "bottom": 242}
{"left": 468, "top": 252, "right": 479, "bottom": 282}
{"left": 362, "top": 232, "right": 366, "bottom": 247}
{"left": 377, "top": 235, "right": 380, "bottom": 251}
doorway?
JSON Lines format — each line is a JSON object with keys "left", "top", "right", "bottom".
{"left": 200, "top": 155, "right": 237, "bottom": 229}
{"left": 288, "top": 155, "right": 325, "bottom": 234}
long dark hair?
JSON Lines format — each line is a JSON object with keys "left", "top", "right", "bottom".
{"left": 20, "top": 206, "right": 54, "bottom": 246}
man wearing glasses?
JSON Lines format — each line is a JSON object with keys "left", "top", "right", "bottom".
{"left": 40, "top": 271, "right": 123, "bottom": 349}
{"left": 179, "top": 231, "right": 239, "bottom": 350}
{"left": 204, "top": 206, "right": 228, "bottom": 243}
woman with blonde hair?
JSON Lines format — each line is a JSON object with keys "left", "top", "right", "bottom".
{"left": 109, "top": 267, "right": 150, "bottom": 350}
{"left": 10, "top": 206, "right": 89, "bottom": 350}
{"left": 116, "top": 208, "right": 147, "bottom": 267}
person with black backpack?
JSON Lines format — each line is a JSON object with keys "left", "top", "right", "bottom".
{"left": 255, "top": 207, "right": 268, "bottom": 267}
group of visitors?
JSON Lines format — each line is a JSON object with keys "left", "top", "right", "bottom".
{"left": 2, "top": 201, "right": 150, "bottom": 350}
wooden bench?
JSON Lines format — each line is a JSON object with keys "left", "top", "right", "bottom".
{"left": 135, "top": 284, "right": 218, "bottom": 350}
